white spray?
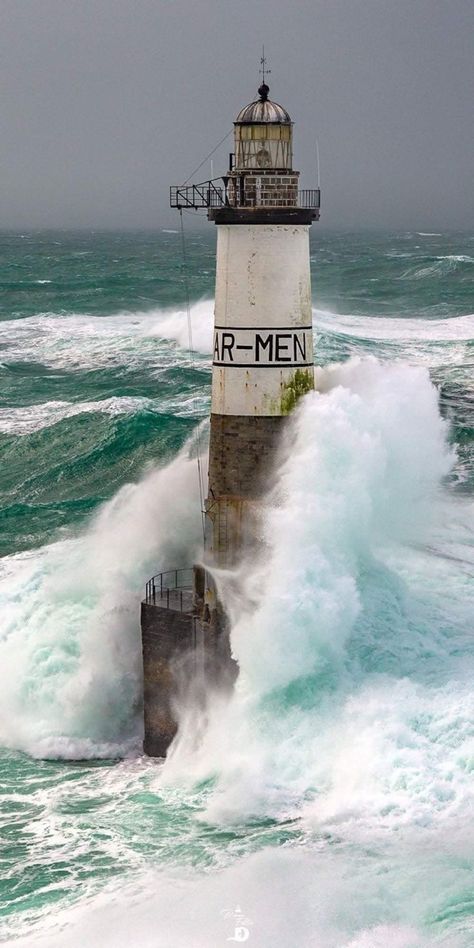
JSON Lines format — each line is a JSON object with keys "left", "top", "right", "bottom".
{"left": 0, "top": 448, "right": 203, "bottom": 758}
{"left": 163, "top": 358, "right": 474, "bottom": 850}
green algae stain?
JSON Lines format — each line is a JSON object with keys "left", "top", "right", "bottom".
{"left": 280, "top": 368, "right": 314, "bottom": 414}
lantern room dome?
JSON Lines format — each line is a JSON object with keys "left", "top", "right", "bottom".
{"left": 235, "top": 84, "right": 291, "bottom": 124}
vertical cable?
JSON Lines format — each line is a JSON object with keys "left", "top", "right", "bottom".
{"left": 179, "top": 209, "right": 206, "bottom": 544}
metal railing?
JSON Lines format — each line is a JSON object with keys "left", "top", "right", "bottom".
{"left": 170, "top": 179, "right": 320, "bottom": 211}
{"left": 298, "top": 189, "right": 321, "bottom": 209}
{"left": 170, "top": 181, "right": 224, "bottom": 209}
{"left": 145, "top": 567, "right": 194, "bottom": 612}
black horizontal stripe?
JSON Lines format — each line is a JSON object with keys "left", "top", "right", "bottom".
{"left": 212, "top": 361, "right": 314, "bottom": 369}
{"left": 213, "top": 325, "right": 313, "bottom": 332}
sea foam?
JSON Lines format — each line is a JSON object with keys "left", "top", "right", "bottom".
{"left": 0, "top": 299, "right": 214, "bottom": 373}
{"left": 164, "top": 359, "right": 474, "bottom": 850}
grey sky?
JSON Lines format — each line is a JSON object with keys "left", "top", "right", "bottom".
{"left": 1, "top": 0, "right": 472, "bottom": 230}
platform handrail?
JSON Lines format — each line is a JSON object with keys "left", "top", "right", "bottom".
{"left": 170, "top": 180, "right": 224, "bottom": 209}
{"left": 144, "top": 567, "right": 193, "bottom": 608}
{"left": 170, "top": 178, "right": 320, "bottom": 211}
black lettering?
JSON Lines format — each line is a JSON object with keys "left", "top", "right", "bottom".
{"left": 255, "top": 333, "right": 273, "bottom": 362}
{"left": 275, "top": 334, "right": 292, "bottom": 362}
{"left": 214, "top": 332, "right": 220, "bottom": 361}
{"left": 221, "top": 332, "right": 235, "bottom": 362}
{"left": 293, "top": 333, "right": 307, "bottom": 361}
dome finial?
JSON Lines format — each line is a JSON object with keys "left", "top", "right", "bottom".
{"left": 259, "top": 45, "right": 271, "bottom": 101}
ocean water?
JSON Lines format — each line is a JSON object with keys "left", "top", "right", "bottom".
{"left": 0, "top": 229, "right": 473, "bottom": 947}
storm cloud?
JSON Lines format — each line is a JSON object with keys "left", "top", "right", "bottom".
{"left": 0, "top": 0, "right": 472, "bottom": 230}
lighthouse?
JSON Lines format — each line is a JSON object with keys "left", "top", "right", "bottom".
{"left": 141, "top": 71, "right": 320, "bottom": 757}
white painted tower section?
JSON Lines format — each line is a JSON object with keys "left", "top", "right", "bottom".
{"left": 203, "top": 77, "right": 320, "bottom": 590}
{"left": 212, "top": 223, "right": 313, "bottom": 416}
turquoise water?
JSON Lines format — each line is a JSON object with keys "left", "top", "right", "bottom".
{"left": 0, "top": 230, "right": 473, "bottom": 946}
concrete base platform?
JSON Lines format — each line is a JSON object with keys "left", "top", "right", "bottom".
{"left": 141, "top": 596, "right": 237, "bottom": 759}
{"left": 141, "top": 602, "right": 198, "bottom": 758}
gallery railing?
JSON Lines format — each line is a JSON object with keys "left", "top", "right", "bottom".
{"left": 144, "top": 568, "right": 194, "bottom": 612}
{"left": 170, "top": 179, "right": 320, "bottom": 211}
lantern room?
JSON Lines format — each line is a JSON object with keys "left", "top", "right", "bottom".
{"left": 233, "top": 82, "right": 293, "bottom": 172}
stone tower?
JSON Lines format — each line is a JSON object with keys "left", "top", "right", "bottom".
{"left": 141, "top": 78, "right": 320, "bottom": 757}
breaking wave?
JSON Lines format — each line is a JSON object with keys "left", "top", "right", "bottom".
{"left": 0, "top": 394, "right": 209, "bottom": 435}
{"left": 0, "top": 300, "right": 214, "bottom": 372}
{"left": 400, "top": 255, "right": 474, "bottom": 280}
{"left": 314, "top": 308, "right": 474, "bottom": 342}
{"left": 165, "top": 360, "right": 472, "bottom": 832}
{"left": 0, "top": 448, "right": 203, "bottom": 758}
